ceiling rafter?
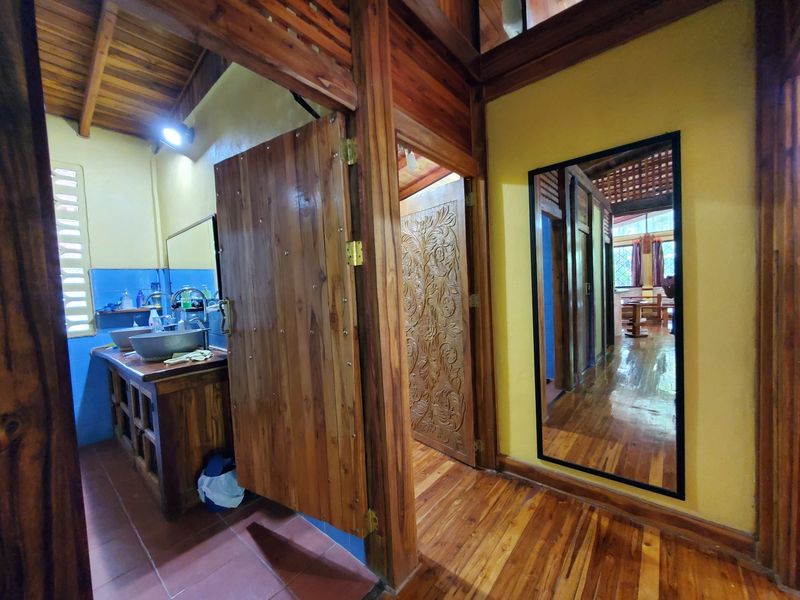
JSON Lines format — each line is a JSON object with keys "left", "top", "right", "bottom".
{"left": 79, "top": 0, "right": 118, "bottom": 137}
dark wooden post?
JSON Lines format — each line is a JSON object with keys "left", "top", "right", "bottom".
{"left": 0, "top": 0, "right": 92, "bottom": 598}
{"left": 350, "top": 0, "right": 419, "bottom": 589}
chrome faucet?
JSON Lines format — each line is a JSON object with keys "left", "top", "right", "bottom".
{"left": 170, "top": 286, "right": 208, "bottom": 325}
{"left": 188, "top": 317, "right": 209, "bottom": 350}
{"left": 144, "top": 291, "right": 167, "bottom": 315}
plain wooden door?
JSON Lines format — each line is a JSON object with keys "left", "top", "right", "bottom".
{"left": 214, "top": 113, "right": 367, "bottom": 536}
{"left": 400, "top": 179, "right": 475, "bottom": 465}
{"left": 570, "top": 171, "right": 594, "bottom": 379}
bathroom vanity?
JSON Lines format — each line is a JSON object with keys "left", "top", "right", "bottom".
{"left": 92, "top": 346, "right": 231, "bottom": 518}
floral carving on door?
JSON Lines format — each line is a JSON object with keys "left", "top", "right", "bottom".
{"left": 401, "top": 197, "right": 471, "bottom": 460}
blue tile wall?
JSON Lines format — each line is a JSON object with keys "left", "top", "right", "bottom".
{"left": 301, "top": 514, "right": 367, "bottom": 564}
{"left": 70, "top": 267, "right": 227, "bottom": 446}
{"left": 166, "top": 268, "right": 219, "bottom": 300}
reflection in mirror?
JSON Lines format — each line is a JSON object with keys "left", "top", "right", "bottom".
{"left": 165, "top": 216, "right": 225, "bottom": 346}
{"left": 479, "top": 0, "right": 584, "bottom": 52}
{"left": 166, "top": 216, "right": 220, "bottom": 300}
{"left": 529, "top": 133, "right": 683, "bottom": 498}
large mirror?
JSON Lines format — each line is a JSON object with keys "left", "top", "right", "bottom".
{"left": 529, "top": 133, "right": 683, "bottom": 498}
{"left": 165, "top": 215, "right": 221, "bottom": 301}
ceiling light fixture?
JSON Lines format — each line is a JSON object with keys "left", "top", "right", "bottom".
{"left": 404, "top": 147, "right": 418, "bottom": 172}
{"left": 159, "top": 122, "right": 194, "bottom": 149}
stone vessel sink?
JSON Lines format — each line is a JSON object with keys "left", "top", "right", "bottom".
{"left": 110, "top": 326, "right": 153, "bottom": 350}
{"left": 129, "top": 330, "right": 205, "bottom": 362}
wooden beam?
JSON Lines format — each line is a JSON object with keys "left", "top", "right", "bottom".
{"left": 399, "top": 165, "right": 451, "bottom": 200}
{"left": 115, "top": 0, "right": 357, "bottom": 111}
{"left": 609, "top": 193, "right": 673, "bottom": 216}
{"left": 481, "top": 0, "right": 722, "bottom": 101}
{"left": 79, "top": 0, "right": 118, "bottom": 137}
{"left": 390, "top": 0, "right": 480, "bottom": 81}
{"left": 171, "top": 50, "right": 229, "bottom": 122}
{"left": 351, "top": 0, "right": 419, "bottom": 590}
{"left": 395, "top": 109, "right": 478, "bottom": 177}
{"left": 0, "top": 0, "right": 92, "bottom": 596}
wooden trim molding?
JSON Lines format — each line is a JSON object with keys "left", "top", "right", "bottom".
{"left": 0, "top": 0, "right": 92, "bottom": 596}
{"left": 499, "top": 455, "right": 756, "bottom": 559}
{"left": 480, "top": 0, "right": 722, "bottom": 102}
{"left": 351, "top": 0, "right": 419, "bottom": 590}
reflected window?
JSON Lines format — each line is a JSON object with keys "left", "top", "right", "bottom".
{"left": 480, "top": 0, "right": 584, "bottom": 52}
{"left": 613, "top": 245, "right": 634, "bottom": 287}
{"left": 662, "top": 240, "right": 676, "bottom": 278}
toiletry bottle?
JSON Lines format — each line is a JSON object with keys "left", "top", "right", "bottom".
{"left": 121, "top": 289, "right": 134, "bottom": 310}
{"left": 136, "top": 289, "right": 145, "bottom": 308}
{"left": 148, "top": 308, "right": 163, "bottom": 332}
{"left": 201, "top": 284, "right": 211, "bottom": 299}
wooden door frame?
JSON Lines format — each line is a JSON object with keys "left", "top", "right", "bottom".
{"left": 1, "top": 1, "right": 92, "bottom": 597}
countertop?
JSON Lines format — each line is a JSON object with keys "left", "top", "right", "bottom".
{"left": 91, "top": 346, "right": 228, "bottom": 382}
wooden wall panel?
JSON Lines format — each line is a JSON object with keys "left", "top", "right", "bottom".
{"left": 0, "top": 0, "right": 92, "bottom": 596}
{"left": 172, "top": 50, "right": 229, "bottom": 122}
{"left": 116, "top": 0, "right": 357, "bottom": 110}
{"left": 390, "top": 8, "right": 472, "bottom": 156}
{"left": 434, "top": 0, "right": 475, "bottom": 41}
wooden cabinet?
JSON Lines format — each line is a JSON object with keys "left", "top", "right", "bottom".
{"left": 95, "top": 348, "right": 232, "bottom": 518}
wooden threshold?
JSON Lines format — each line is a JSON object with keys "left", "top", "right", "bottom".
{"left": 499, "top": 454, "right": 756, "bottom": 560}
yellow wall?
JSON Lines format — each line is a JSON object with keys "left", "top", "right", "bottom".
{"left": 45, "top": 115, "right": 160, "bottom": 268}
{"left": 154, "top": 64, "right": 323, "bottom": 251}
{"left": 487, "top": 0, "right": 756, "bottom": 531}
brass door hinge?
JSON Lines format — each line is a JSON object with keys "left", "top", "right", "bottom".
{"left": 365, "top": 508, "right": 379, "bottom": 534}
{"left": 341, "top": 138, "right": 358, "bottom": 165}
{"left": 345, "top": 240, "right": 363, "bottom": 266}
{"left": 469, "top": 293, "right": 480, "bottom": 308}
{"left": 465, "top": 191, "right": 476, "bottom": 207}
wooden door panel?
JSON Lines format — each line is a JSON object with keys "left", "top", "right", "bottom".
{"left": 400, "top": 179, "right": 475, "bottom": 465}
{"left": 215, "top": 113, "right": 366, "bottom": 536}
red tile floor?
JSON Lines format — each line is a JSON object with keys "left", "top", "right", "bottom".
{"left": 80, "top": 440, "right": 378, "bottom": 599}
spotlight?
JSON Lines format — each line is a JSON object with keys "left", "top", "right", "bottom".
{"left": 159, "top": 123, "right": 194, "bottom": 149}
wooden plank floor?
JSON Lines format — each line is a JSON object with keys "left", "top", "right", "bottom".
{"left": 543, "top": 323, "right": 677, "bottom": 491}
{"left": 396, "top": 441, "right": 794, "bottom": 599}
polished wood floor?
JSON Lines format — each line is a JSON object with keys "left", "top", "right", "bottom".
{"left": 543, "top": 323, "right": 678, "bottom": 490}
{"left": 397, "top": 442, "right": 792, "bottom": 599}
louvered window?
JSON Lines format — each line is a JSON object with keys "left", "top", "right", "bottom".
{"left": 52, "top": 162, "right": 95, "bottom": 337}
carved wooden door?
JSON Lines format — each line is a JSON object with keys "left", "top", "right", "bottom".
{"left": 400, "top": 179, "right": 475, "bottom": 466}
{"left": 214, "top": 113, "right": 367, "bottom": 536}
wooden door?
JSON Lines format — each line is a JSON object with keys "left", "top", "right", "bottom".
{"left": 400, "top": 179, "right": 475, "bottom": 465}
{"left": 214, "top": 113, "right": 367, "bottom": 536}
{"left": 569, "top": 169, "right": 594, "bottom": 378}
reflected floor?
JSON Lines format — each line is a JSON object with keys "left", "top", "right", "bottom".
{"left": 543, "top": 323, "right": 677, "bottom": 491}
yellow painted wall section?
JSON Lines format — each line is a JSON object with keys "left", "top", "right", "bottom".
{"left": 155, "top": 64, "right": 323, "bottom": 251}
{"left": 45, "top": 115, "right": 160, "bottom": 268}
{"left": 486, "top": 0, "right": 756, "bottom": 532}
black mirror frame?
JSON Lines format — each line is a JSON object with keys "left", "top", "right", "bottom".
{"left": 527, "top": 131, "right": 685, "bottom": 500}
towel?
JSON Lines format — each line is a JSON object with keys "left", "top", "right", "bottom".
{"left": 163, "top": 349, "right": 213, "bottom": 365}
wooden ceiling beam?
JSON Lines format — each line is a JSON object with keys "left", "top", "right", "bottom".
{"left": 481, "top": 0, "right": 722, "bottom": 101}
{"left": 399, "top": 165, "right": 451, "bottom": 200}
{"left": 79, "top": 0, "right": 118, "bottom": 137}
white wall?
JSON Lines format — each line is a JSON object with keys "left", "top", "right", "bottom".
{"left": 45, "top": 115, "right": 160, "bottom": 268}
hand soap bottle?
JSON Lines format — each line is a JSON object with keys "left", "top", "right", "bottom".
{"left": 121, "top": 289, "right": 134, "bottom": 310}
{"left": 148, "top": 308, "right": 163, "bottom": 332}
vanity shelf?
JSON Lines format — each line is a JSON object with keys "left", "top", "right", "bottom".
{"left": 93, "top": 346, "right": 232, "bottom": 518}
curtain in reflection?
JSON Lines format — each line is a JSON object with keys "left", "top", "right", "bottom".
{"left": 631, "top": 241, "right": 643, "bottom": 286}
{"left": 652, "top": 240, "right": 664, "bottom": 287}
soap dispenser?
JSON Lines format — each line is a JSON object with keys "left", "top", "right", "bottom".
{"left": 148, "top": 308, "right": 163, "bottom": 332}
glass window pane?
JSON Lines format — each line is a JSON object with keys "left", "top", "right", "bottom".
{"left": 613, "top": 245, "right": 634, "bottom": 287}
{"left": 646, "top": 209, "right": 674, "bottom": 233}
{"left": 662, "top": 241, "right": 676, "bottom": 277}
{"left": 613, "top": 214, "right": 646, "bottom": 237}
